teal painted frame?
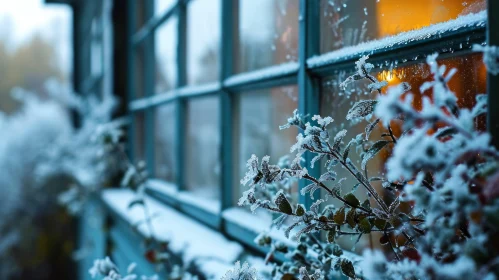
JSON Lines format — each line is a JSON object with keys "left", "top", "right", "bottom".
{"left": 124, "top": 0, "right": 495, "bottom": 255}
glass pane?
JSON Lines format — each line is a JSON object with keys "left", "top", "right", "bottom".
{"left": 155, "top": 0, "right": 176, "bottom": 17}
{"left": 185, "top": 95, "right": 221, "bottom": 203}
{"left": 187, "top": 0, "right": 220, "bottom": 85}
{"left": 134, "top": 44, "right": 145, "bottom": 98}
{"left": 319, "top": 53, "right": 486, "bottom": 251}
{"left": 234, "top": 85, "right": 299, "bottom": 205}
{"left": 320, "top": 0, "right": 487, "bottom": 53}
{"left": 236, "top": 0, "right": 299, "bottom": 73}
{"left": 155, "top": 103, "right": 176, "bottom": 182}
{"left": 133, "top": 112, "right": 146, "bottom": 163}
{"left": 155, "top": 18, "right": 177, "bottom": 94}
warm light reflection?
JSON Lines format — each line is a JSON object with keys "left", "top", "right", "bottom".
{"left": 375, "top": 0, "right": 486, "bottom": 38}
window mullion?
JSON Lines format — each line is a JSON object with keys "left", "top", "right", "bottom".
{"left": 175, "top": 2, "right": 187, "bottom": 191}
{"left": 127, "top": 0, "right": 137, "bottom": 161}
{"left": 145, "top": 0, "right": 155, "bottom": 176}
{"left": 220, "top": 0, "right": 235, "bottom": 211}
{"left": 487, "top": 0, "right": 499, "bottom": 148}
{"left": 298, "top": 0, "right": 320, "bottom": 208}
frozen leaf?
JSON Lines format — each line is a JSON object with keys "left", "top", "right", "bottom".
{"left": 310, "top": 154, "right": 325, "bottom": 168}
{"left": 342, "top": 139, "right": 355, "bottom": 162}
{"left": 358, "top": 217, "right": 371, "bottom": 233}
{"left": 319, "top": 171, "right": 337, "bottom": 182}
{"left": 340, "top": 259, "right": 356, "bottom": 278}
{"left": 346, "top": 208, "right": 356, "bottom": 228}
{"left": 346, "top": 100, "right": 377, "bottom": 120}
{"left": 274, "top": 191, "right": 293, "bottom": 214}
{"left": 332, "top": 129, "right": 347, "bottom": 151}
{"left": 327, "top": 229, "right": 336, "bottom": 243}
{"left": 333, "top": 207, "right": 346, "bottom": 225}
{"left": 343, "top": 193, "right": 360, "bottom": 208}
{"left": 365, "top": 118, "right": 380, "bottom": 140}
{"left": 361, "top": 140, "right": 390, "bottom": 170}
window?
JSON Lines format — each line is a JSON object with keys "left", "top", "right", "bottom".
{"left": 233, "top": 85, "right": 299, "bottom": 204}
{"left": 154, "top": 103, "right": 176, "bottom": 182}
{"left": 235, "top": 0, "right": 299, "bottom": 73}
{"left": 184, "top": 95, "right": 221, "bottom": 204}
{"left": 126, "top": 0, "right": 496, "bottom": 255}
{"left": 155, "top": 17, "right": 177, "bottom": 94}
{"left": 187, "top": 0, "right": 220, "bottom": 85}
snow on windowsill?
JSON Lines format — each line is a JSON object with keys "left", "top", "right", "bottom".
{"left": 307, "top": 10, "right": 487, "bottom": 69}
{"left": 223, "top": 62, "right": 299, "bottom": 88}
{"left": 146, "top": 179, "right": 178, "bottom": 197}
{"left": 177, "top": 191, "right": 221, "bottom": 214}
{"left": 101, "top": 189, "right": 242, "bottom": 279}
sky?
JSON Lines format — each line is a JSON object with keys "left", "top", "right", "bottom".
{"left": 0, "top": 0, "right": 72, "bottom": 75}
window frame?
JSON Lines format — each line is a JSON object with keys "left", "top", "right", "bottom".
{"left": 126, "top": 0, "right": 498, "bottom": 253}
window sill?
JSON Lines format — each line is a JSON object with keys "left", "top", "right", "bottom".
{"left": 101, "top": 189, "right": 243, "bottom": 279}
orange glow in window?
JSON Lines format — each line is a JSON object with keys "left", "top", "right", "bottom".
{"left": 375, "top": 0, "right": 486, "bottom": 38}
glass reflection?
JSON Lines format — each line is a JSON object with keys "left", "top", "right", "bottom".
{"left": 185, "top": 95, "right": 221, "bottom": 203}
{"left": 155, "top": 103, "right": 176, "bottom": 182}
{"left": 187, "top": 0, "right": 220, "bottom": 85}
{"left": 155, "top": 18, "right": 177, "bottom": 94}
{"left": 320, "top": 0, "right": 486, "bottom": 53}
{"left": 234, "top": 85, "right": 299, "bottom": 204}
{"left": 236, "top": 0, "right": 299, "bottom": 73}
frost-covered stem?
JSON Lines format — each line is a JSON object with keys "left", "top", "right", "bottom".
{"left": 387, "top": 125, "right": 397, "bottom": 144}
{"left": 323, "top": 143, "right": 390, "bottom": 214}
{"left": 303, "top": 174, "right": 371, "bottom": 213}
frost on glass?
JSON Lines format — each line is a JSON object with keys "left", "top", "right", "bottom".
{"left": 155, "top": 18, "right": 177, "bottom": 94}
{"left": 236, "top": 0, "right": 299, "bottom": 73}
{"left": 320, "top": 0, "right": 487, "bottom": 53}
{"left": 187, "top": 0, "right": 220, "bottom": 85}
{"left": 154, "top": 103, "right": 176, "bottom": 182}
{"left": 155, "top": 0, "right": 176, "bottom": 17}
{"left": 234, "top": 85, "right": 299, "bottom": 205}
{"left": 185, "top": 95, "right": 221, "bottom": 203}
{"left": 133, "top": 112, "right": 146, "bottom": 163}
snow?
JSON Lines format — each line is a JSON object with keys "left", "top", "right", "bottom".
{"left": 177, "top": 82, "right": 221, "bottom": 97}
{"left": 307, "top": 11, "right": 487, "bottom": 68}
{"left": 146, "top": 179, "right": 178, "bottom": 197}
{"left": 223, "top": 62, "right": 299, "bottom": 88}
{"left": 177, "top": 191, "right": 221, "bottom": 214}
{"left": 101, "top": 189, "right": 243, "bottom": 278}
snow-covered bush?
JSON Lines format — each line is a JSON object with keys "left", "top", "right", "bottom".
{"left": 0, "top": 80, "right": 124, "bottom": 278}
{"left": 237, "top": 50, "right": 499, "bottom": 279}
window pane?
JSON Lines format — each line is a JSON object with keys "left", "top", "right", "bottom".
{"left": 320, "top": 53, "right": 486, "bottom": 250}
{"left": 134, "top": 44, "right": 145, "bottom": 98}
{"left": 155, "top": 0, "right": 176, "bottom": 17}
{"left": 185, "top": 95, "right": 221, "bottom": 203}
{"left": 155, "top": 103, "right": 176, "bottom": 182}
{"left": 133, "top": 112, "right": 146, "bottom": 163}
{"left": 320, "top": 0, "right": 486, "bottom": 53}
{"left": 234, "top": 85, "right": 299, "bottom": 205}
{"left": 236, "top": 0, "right": 299, "bottom": 73}
{"left": 155, "top": 18, "right": 177, "bottom": 94}
{"left": 187, "top": 0, "right": 220, "bottom": 85}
